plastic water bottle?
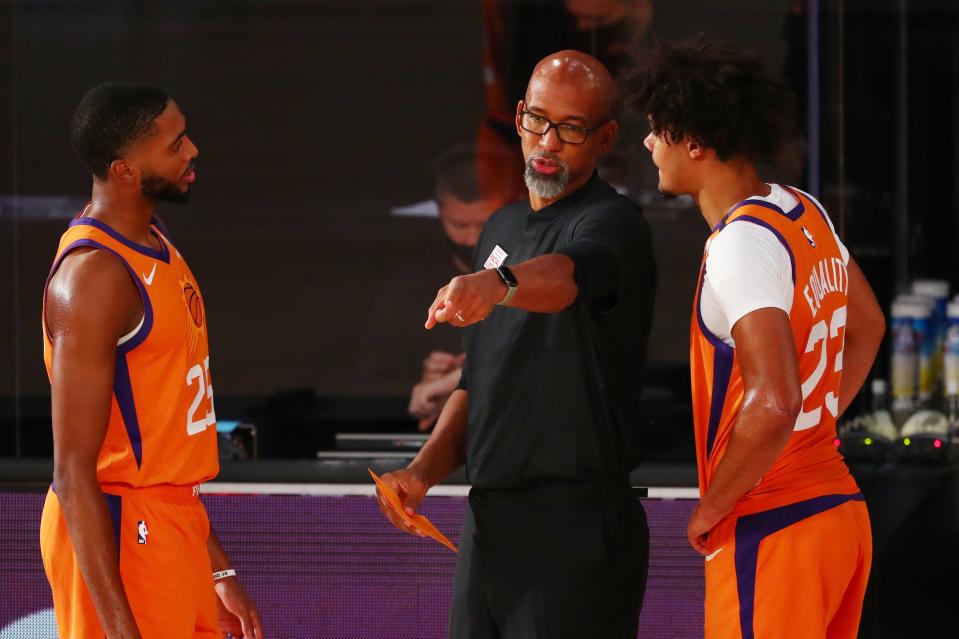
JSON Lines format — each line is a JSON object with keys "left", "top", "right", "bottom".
{"left": 945, "top": 302, "right": 959, "bottom": 426}
{"left": 891, "top": 301, "right": 923, "bottom": 425}
{"left": 895, "top": 296, "right": 937, "bottom": 408}
{"left": 912, "top": 280, "right": 950, "bottom": 394}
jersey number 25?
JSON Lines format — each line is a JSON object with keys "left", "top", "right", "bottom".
{"left": 186, "top": 356, "right": 217, "bottom": 436}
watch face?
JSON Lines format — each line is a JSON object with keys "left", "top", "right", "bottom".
{"left": 497, "top": 266, "right": 518, "bottom": 287}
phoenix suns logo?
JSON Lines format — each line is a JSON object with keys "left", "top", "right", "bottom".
{"left": 179, "top": 277, "right": 205, "bottom": 355}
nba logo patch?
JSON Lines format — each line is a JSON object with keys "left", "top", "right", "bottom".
{"left": 137, "top": 520, "right": 149, "bottom": 545}
{"left": 801, "top": 226, "right": 817, "bottom": 248}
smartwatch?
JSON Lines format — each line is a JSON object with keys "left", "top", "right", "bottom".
{"left": 494, "top": 266, "right": 519, "bottom": 306}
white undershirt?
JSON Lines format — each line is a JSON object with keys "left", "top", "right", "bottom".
{"left": 700, "top": 185, "right": 849, "bottom": 347}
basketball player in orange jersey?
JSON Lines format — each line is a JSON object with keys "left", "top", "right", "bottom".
{"left": 629, "top": 41, "right": 886, "bottom": 639}
{"left": 40, "top": 83, "right": 263, "bottom": 638}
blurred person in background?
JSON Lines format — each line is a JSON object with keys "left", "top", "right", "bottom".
{"left": 356, "top": 144, "right": 519, "bottom": 420}
{"left": 408, "top": 145, "right": 522, "bottom": 430}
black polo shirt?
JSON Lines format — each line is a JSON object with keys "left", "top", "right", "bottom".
{"left": 458, "top": 173, "right": 656, "bottom": 489}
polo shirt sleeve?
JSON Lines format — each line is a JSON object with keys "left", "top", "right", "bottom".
{"left": 557, "top": 202, "right": 653, "bottom": 312}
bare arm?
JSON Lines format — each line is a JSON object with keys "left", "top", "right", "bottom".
{"left": 687, "top": 308, "right": 803, "bottom": 555}
{"left": 47, "top": 249, "right": 143, "bottom": 638}
{"left": 410, "top": 388, "right": 469, "bottom": 485}
{"left": 376, "top": 389, "right": 468, "bottom": 534}
{"left": 838, "top": 257, "right": 885, "bottom": 415}
{"left": 425, "top": 254, "right": 578, "bottom": 328}
{"left": 208, "top": 528, "right": 263, "bottom": 638}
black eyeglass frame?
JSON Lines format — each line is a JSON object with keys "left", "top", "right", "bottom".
{"left": 518, "top": 103, "right": 610, "bottom": 145}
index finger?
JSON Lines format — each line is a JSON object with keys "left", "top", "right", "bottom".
{"left": 425, "top": 287, "right": 449, "bottom": 329}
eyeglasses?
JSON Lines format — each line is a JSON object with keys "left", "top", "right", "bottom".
{"left": 519, "top": 107, "right": 608, "bottom": 145}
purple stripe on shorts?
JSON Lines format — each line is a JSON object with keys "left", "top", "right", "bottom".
{"left": 103, "top": 492, "right": 123, "bottom": 561}
{"left": 734, "top": 492, "right": 865, "bottom": 639}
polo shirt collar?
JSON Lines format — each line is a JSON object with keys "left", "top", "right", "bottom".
{"left": 527, "top": 170, "right": 602, "bottom": 221}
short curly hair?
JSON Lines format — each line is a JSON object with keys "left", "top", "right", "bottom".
{"left": 70, "top": 82, "right": 169, "bottom": 179}
{"left": 625, "top": 39, "right": 796, "bottom": 162}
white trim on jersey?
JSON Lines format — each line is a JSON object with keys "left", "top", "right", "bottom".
{"left": 117, "top": 315, "right": 145, "bottom": 347}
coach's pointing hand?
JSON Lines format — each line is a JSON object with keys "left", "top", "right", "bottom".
{"left": 426, "top": 270, "right": 507, "bottom": 329}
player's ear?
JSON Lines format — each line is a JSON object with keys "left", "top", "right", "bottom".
{"left": 687, "top": 139, "right": 704, "bottom": 159}
{"left": 109, "top": 159, "right": 138, "bottom": 185}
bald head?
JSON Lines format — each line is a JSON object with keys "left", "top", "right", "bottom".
{"left": 526, "top": 50, "right": 617, "bottom": 121}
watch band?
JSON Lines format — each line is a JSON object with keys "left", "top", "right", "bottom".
{"left": 494, "top": 266, "right": 518, "bottom": 306}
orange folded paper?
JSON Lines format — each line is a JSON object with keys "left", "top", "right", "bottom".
{"left": 369, "top": 468, "right": 458, "bottom": 553}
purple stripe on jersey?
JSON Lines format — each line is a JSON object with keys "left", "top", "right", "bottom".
{"left": 705, "top": 347, "right": 733, "bottom": 460}
{"left": 150, "top": 215, "right": 174, "bottom": 243}
{"left": 737, "top": 198, "right": 806, "bottom": 222}
{"left": 787, "top": 186, "right": 834, "bottom": 229}
{"left": 694, "top": 266, "right": 731, "bottom": 351}
{"left": 114, "top": 354, "right": 144, "bottom": 469}
{"left": 150, "top": 215, "right": 184, "bottom": 258}
{"left": 733, "top": 492, "right": 865, "bottom": 639}
{"left": 116, "top": 257, "right": 154, "bottom": 354}
{"left": 103, "top": 492, "right": 123, "bottom": 561}
{"left": 69, "top": 217, "right": 170, "bottom": 263}
{"left": 711, "top": 217, "right": 728, "bottom": 234}
{"left": 712, "top": 191, "right": 805, "bottom": 232}
{"left": 728, "top": 216, "right": 797, "bottom": 285}
{"left": 694, "top": 265, "right": 735, "bottom": 460}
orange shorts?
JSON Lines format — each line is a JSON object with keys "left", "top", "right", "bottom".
{"left": 40, "top": 484, "right": 220, "bottom": 639}
{"left": 704, "top": 493, "right": 872, "bottom": 639}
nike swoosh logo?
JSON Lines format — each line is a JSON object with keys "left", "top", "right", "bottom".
{"left": 143, "top": 263, "right": 157, "bottom": 286}
{"left": 705, "top": 547, "right": 724, "bottom": 562}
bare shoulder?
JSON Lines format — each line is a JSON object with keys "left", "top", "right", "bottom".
{"left": 46, "top": 248, "right": 141, "bottom": 342}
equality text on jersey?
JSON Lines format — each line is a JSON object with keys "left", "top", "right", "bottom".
{"left": 803, "top": 256, "right": 848, "bottom": 317}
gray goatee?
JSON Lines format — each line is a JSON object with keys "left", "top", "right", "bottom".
{"left": 524, "top": 158, "right": 570, "bottom": 200}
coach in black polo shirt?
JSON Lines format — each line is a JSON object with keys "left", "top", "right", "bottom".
{"left": 375, "top": 50, "right": 656, "bottom": 639}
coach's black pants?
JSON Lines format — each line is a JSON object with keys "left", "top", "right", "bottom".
{"left": 449, "top": 483, "right": 649, "bottom": 639}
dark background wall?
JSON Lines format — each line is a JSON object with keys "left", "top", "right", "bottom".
{"left": 0, "top": 0, "right": 801, "bottom": 404}
{"left": 2, "top": 0, "right": 956, "bottom": 447}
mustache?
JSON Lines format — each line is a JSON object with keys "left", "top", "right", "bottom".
{"left": 528, "top": 152, "right": 568, "bottom": 168}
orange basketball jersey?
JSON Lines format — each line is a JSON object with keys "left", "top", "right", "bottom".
{"left": 691, "top": 187, "right": 859, "bottom": 517}
{"left": 42, "top": 215, "right": 219, "bottom": 487}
